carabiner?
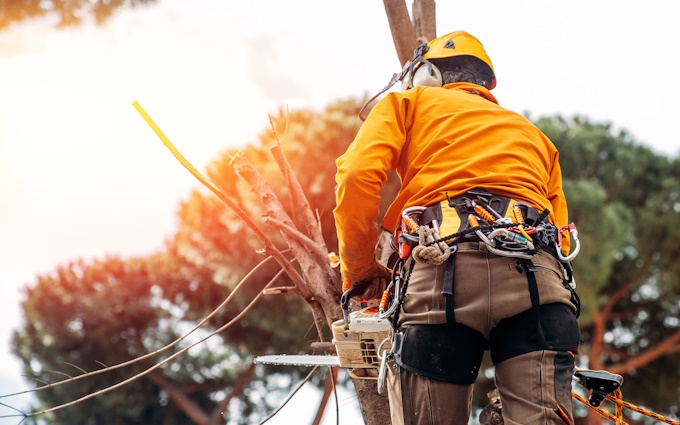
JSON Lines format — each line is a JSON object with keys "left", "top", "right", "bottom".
{"left": 556, "top": 223, "right": 580, "bottom": 262}
{"left": 377, "top": 336, "right": 391, "bottom": 395}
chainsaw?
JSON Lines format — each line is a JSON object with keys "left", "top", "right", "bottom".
{"left": 254, "top": 281, "right": 392, "bottom": 387}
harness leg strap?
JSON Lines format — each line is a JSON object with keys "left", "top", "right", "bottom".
{"left": 521, "top": 258, "right": 547, "bottom": 348}
{"left": 443, "top": 248, "right": 457, "bottom": 323}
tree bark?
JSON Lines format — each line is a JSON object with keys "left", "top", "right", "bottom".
{"left": 411, "top": 0, "right": 436, "bottom": 42}
{"left": 353, "top": 379, "right": 392, "bottom": 425}
{"left": 231, "top": 153, "right": 342, "bottom": 325}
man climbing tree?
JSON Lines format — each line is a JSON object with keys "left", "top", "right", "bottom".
{"left": 334, "top": 30, "right": 581, "bottom": 424}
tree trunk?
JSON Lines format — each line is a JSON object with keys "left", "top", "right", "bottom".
{"left": 353, "top": 379, "right": 392, "bottom": 425}
{"left": 411, "top": 0, "right": 436, "bottom": 42}
{"left": 383, "top": 0, "right": 418, "bottom": 66}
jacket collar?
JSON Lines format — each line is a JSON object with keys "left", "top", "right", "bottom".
{"left": 443, "top": 82, "right": 498, "bottom": 105}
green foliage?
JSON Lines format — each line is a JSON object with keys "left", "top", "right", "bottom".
{"left": 535, "top": 115, "right": 680, "bottom": 415}
{"left": 0, "top": 0, "right": 156, "bottom": 31}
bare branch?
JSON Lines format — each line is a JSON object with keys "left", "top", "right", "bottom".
{"left": 207, "top": 361, "right": 258, "bottom": 425}
{"left": 308, "top": 301, "right": 327, "bottom": 343}
{"left": 63, "top": 362, "right": 88, "bottom": 375}
{"left": 0, "top": 399, "right": 27, "bottom": 416}
{"left": 258, "top": 366, "right": 320, "bottom": 425}
{"left": 270, "top": 145, "right": 327, "bottom": 249}
{"left": 262, "top": 286, "right": 301, "bottom": 296}
{"left": 134, "top": 101, "right": 311, "bottom": 301}
{"left": 43, "top": 370, "right": 73, "bottom": 380}
{"left": 20, "top": 375, "right": 49, "bottom": 386}
{"left": 231, "top": 153, "right": 341, "bottom": 323}
{"left": 2, "top": 258, "right": 282, "bottom": 408}
{"left": 311, "top": 342, "right": 336, "bottom": 355}
{"left": 383, "top": 0, "right": 418, "bottom": 66}
{"left": 264, "top": 217, "right": 329, "bottom": 264}
{"left": 331, "top": 367, "right": 339, "bottom": 425}
{"left": 609, "top": 328, "right": 680, "bottom": 375}
{"left": 312, "top": 367, "right": 340, "bottom": 425}
{"left": 19, "top": 271, "right": 280, "bottom": 419}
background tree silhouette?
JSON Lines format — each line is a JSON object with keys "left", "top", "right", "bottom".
{"left": 0, "top": 0, "right": 156, "bottom": 30}
{"left": 538, "top": 115, "right": 680, "bottom": 424}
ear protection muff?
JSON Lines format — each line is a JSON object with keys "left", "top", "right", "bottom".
{"left": 402, "top": 42, "right": 443, "bottom": 90}
{"left": 409, "top": 58, "right": 442, "bottom": 88}
{"left": 358, "top": 42, "right": 441, "bottom": 121}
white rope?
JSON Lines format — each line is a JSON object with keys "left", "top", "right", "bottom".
{"left": 412, "top": 226, "right": 450, "bottom": 265}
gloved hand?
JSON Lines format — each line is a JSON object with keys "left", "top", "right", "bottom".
{"left": 343, "top": 262, "right": 393, "bottom": 301}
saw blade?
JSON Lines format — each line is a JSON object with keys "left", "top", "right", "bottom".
{"left": 254, "top": 354, "right": 341, "bottom": 367}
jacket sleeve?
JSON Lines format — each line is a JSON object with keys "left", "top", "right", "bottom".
{"left": 547, "top": 151, "right": 571, "bottom": 254}
{"left": 333, "top": 93, "right": 412, "bottom": 282}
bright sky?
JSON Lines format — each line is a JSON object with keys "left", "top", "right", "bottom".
{"left": 1, "top": 0, "right": 679, "bottom": 423}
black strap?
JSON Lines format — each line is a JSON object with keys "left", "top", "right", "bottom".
{"left": 391, "top": 259, "right": 416, "bottom": 329}
{"left": 520, "top": 258, "right": 547, "bottom": 348}
{"left": 443, "top": 247, "right": 457, "bottom": 323}
{"left": 561, "top": 262, "right": 581, "bottom": 319}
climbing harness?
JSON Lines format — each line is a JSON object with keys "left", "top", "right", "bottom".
{"left": 379, "top": 190, "right": 580, "bottom": 324}
{"left": 375, "top": 189, "right": 583, "bottom": 393}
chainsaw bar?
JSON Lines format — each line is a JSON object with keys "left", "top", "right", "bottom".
{"left": 254, "top": 354, "right": 341, "bottom": 367}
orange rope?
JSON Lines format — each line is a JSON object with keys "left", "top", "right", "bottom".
{"left": 572, "top": 391, "right": 627, "bottom": 424}
{"left": 604, "top": 391, "right": 680, "bottom": 425}
{"left": 573, "top": 387, "right": 680, "bottom": 425}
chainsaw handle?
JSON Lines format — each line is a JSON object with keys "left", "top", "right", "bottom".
{"left": 340, "top": 280, "right": 373, "bottom": 325}
{"left": 340, "top": 279, "right": 371, "bottom": 312}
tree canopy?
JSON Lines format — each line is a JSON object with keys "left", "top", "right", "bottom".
{"left": 538, "top": 115, "right": 680, "bottom": 419}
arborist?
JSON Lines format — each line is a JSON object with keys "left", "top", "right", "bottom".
{"left": 334, "top": 30, "right": 581, "bottom": 424}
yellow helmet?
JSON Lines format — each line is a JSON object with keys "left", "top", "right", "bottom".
{"left": 422, "top": 31, "right": 496, "bottom": 89}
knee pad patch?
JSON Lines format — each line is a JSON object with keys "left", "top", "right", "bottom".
{"left": 489, "top": 303, "right": 580, "bottom": 365}
{"left": 392, "top": 323, "right": 486, "bottom": 385}
{"left": 554, "top": 351, "right": 576, "bottom": 424}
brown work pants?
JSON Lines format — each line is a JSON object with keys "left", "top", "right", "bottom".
{"left": 387, "top": 242, "right": 579, "bottom": 425}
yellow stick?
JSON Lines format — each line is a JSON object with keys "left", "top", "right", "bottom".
{"left": 132, "top": 101, "right": 221, "bottom": 196}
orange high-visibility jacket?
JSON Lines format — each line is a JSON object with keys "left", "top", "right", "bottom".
{"left": 334, "top": 82, "right": 569, "bottom": 282}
